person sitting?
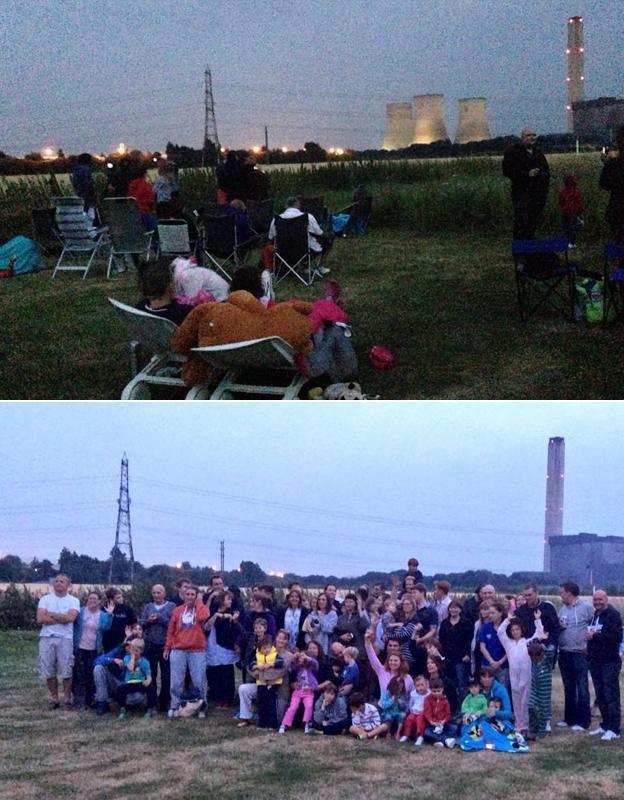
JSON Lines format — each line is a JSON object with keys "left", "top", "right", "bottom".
{"left": 268, "top": 196, "right": 332, "bottom": 274}
{"left": 423, "top": 677, "right": 457, "bottom": 748}
{"left": 128, "top": 164, "right": 157, "bottom": 233}
{"left": 461, "top": 678, "right": 488, "bottom": 726}
{"left": 93, "top": 622, "right": 144, "bottom": 715}
{"left": 171, "top": 256, "right": 230, "bottom": 306}
{"left": 135, "top": 259, "right": 193, "bottom": 325}
{"left": 311, "top": 683, "right": 349, "bottom": 735}
{"left": 116, "top": 637, "right": 157, "bottom": 720}
{"left": 349, "top": 691, "right": 389, "bottom": 739}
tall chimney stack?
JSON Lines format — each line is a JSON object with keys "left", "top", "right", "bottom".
{"left": 544, "top": 436, "right": 565, "bottom": 572}
{"left": 412, "top": 94, "right": 448, "bottom": 145}
{"left": 566, "top": 16, "right": 585, "bottom": 133}
{"left": 382, "top": 102, "right": 414, "bottom": 150}
{"left": 455, "top": 97, "right": 491, "bottom": 144}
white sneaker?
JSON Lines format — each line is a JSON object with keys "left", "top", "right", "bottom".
{"left": 399, "top": 735, "right": 409, "bottom": 743}
{"left": 433, "top": 741, "right": 444, "bottom": 748}
{"left": 589, "top": 726, "right": 605, "bottom": 736}
{"left": 278, "top": 725, "right": 286, "bottom": 735}
{"left": 444, "top": 737, "right": 456, "bottom": 749}
{"left": 304, "top": 724, "right": 310, "bottom": 735}
{"left": 545, "top": 721, "right": 551, "bottom": 732}
{"left": 601, "top": 730, "right": 620, "bottom": 741}
{"left": 556, "top": 721, "right": 568, "bottom": 728}
{"left": 415, "top": 736, "right": 424, "bottom": 747}
{"left": 167, "top": 709, "right": 175, "bottom": 719}
{"left": 571, "top": 725, "right": 586, "bottom": 732}
{"left": 318, "top": 265, "right": 331, "bottom": 275}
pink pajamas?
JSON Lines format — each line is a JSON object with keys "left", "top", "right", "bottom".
{"left": 281, "top": 689, "right": 315, "bottom": 726}
{"left": 497, "top": 616, "right": 543, "bottom": 731}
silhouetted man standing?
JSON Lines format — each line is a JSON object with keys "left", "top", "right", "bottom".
{"left": 502, "top": 128, "right": 550, "bottom": 239}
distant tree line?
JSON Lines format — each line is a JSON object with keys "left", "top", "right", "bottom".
{"left": 0, "top": 131, "right": 607, "bottom": 176}
{"left": 1, "top": 550, "right": 615, "bottom": 597}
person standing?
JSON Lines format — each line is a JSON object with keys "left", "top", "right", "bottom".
{"left": 102, "top": 587, "right": 137, "bottom": 652}
{"left": 557, "top": 581, "right": 594, "bottom": 731}
{"left": 72, "top": 589, "right": 113, "bottom": 709}
{"left": 586, "top": 589, "right": 623, "bottom": 741}
{"left": 502, "top": 128, "right": 550, "bottom": 239}
{"left": 140, "top": 584, "right": 175, "bottom": 713}
{"left": 36, "top": 574, "right": 80, "bottom": 709}
{"left": 599, "top": 126, "right": 624, "bottom": 243}
{"left": 164, "top": 585, "right": 210, "bottom": 718}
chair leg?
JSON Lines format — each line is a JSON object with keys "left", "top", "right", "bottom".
{"left": 53, "top": 247, "right": 67, "bottom": 279}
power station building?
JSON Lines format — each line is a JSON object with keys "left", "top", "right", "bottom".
{"left": 550, "top": 533, "right": 624, "bottom": 587}
{"left": 573, "top": 97, "right": 624, "bottom": 141}
{"left": 542, "top": 436, "right": 624, "bottom": 587}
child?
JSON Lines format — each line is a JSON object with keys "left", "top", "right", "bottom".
{"left": 379, "top": 675, "right": 409, "bottom": 740}
{"left": 135, "top": 258, "right": 192, "bottom": 325}
{"left": 251, "top": 635, "right": 284, "bottom": 730}
{"left": 116, "top": 638, "right": 156, "bottom": 720}
{"left": 559, "top": 174, "right": 583, "bottom": 247}
{"left": 423, "top": 677, "right": 456, "bottom": 748}
{"left": 311, "top": 683, "right": 349, "bottom": 735}
{"left": 485, "top": 697, "right": 506, "bottom": 732}
{"left": 381, "top": 598, "right": 398, "bottom": 639}
{"left": 402, "top": 674, "right": 430, "bottom": 746}
{"left": 461, "top": 678, "right": 488, "bottom": 726}
{"left": 338, "top": 646, "right": 360, "bottom": 696}
{"left": 279, "top": 651, "right": 318, "bottom": 734}
{"left": 527, "top": 640, "right": 550, "bottom": 739}
{"left": 349, "top": 691, "right": 389, "bottom": 739}
{"left": 497, "top": 610, "right": 544, "bottom": 734}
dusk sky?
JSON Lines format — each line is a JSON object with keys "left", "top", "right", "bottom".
{"left": 2, "top": 401, "right": 623, "bottom": 578}
{"left": 2, "top": 0, "right": 621, "bottom": 155}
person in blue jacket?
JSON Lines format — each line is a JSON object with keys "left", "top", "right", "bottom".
{"left": 93, "top": 622, "right": 143, "bottom": 715}
{"left": 479, "top": 666, "right": 514, "bottom": 722}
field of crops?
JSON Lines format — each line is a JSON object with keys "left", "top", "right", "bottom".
{"left": 0, "top": 153, "right": 612, "bottom": 243}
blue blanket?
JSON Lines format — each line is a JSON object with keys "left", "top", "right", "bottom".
{"left": 459, "top": 719, "right": 530, "bottom": 753}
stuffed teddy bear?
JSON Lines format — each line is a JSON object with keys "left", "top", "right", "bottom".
{"left": 171, "top": 290, "right": 314, "bottom": 385}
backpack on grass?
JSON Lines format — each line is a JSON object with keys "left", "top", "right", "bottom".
{"left": 0, "top": 236, "right": 41, "bottom": 276}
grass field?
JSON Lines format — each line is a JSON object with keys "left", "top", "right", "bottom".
{"left": 1, "top": 630, "right": 623, "bottom": 800}
{"left": 2, "top": 153, "right": 623, "bottom": 400}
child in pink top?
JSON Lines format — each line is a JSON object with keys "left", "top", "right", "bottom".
{"left": 497, "top": 610, "right": 544, "bottom": 732}
{"left": 278, "top": 653, "right": 318, "bottom": 735}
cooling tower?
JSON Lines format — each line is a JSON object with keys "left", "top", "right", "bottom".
{"left": 411, "top": 94, "right": 448, "bottom": 144}
{"left": 566, "top": 16, "right": 585, "bottom": 133}
{"left": 382, "top": 102, "right": 414, "bottom": 150}
{"left": 455, "top": 97, "right": 491, "bottom": 144}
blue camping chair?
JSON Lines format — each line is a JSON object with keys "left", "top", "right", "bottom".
{"left": 603, "top": 243, "right": 624, "bottom": 323}
{"left": 511, "top": 238, "right": 577, "bottom": 322}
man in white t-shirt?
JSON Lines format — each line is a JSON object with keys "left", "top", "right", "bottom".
{"left": 37, "top": 574, "right": 80, "bottom": 708}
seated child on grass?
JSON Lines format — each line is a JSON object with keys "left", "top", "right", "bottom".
{"left": 423, "top": 677, "right": 457, "bottom": 748}
{"left": 116, "top": 638, "right": 156, "bottom": 720}
{"left": 135, "top": 258, "right": 193, "bottom": 325}
{"left": 401, "top": 674, "right": 430, "bottom": 745}
{"left": 349, "top": 691, "right": 389, "bottom": 739}
{"left": 461, "top": 678, "right": 488, "bottom": 726}
{"left": 311, "top": 683, "right": 349, "bottom": 735}
{"left": 379, "top": 675, "right": 409, "bottom": 740}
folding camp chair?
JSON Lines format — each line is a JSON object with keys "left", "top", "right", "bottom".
{"left": 186, "top": 337, "right": 307, "bottom": 400}
{"left": 299, "top": 196, "right": 328, "bottom": 225}
{"left": 157, "top": 219, "right": 191, "bottom": 256}
{"left": 31, "top": 208, "right": 63, "bottom": 257}
{"left": 603, "top": 243, "right": 624, "bottom": 323}
{"left": 52, "top": 196, "right": 108, "bottom": 279}
{"left": 246, "top": 198, "right": 274, "bottom": 237}
{"left": 511, "top": 238, "right": 577, "bottom": 322}
{"left": 108, "top": 297, "right": 194, "bottom": 399}
{"left": 198, "top": 211, "right": 239, "bottom": 280}
{"left": 273, "top": 214, "right": 320, "bottom": 286}
{"left": 100, "top": 197, "right": 153, "bottom": 278}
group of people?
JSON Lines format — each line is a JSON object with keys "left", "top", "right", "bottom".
{"left": 502, "top": 124, "right": 624, "bottom": 244}
{"left": 37, "top": 557, "right": 623, "bottom": 750}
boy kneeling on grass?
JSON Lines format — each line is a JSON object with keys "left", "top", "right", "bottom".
{"left": 117, "top": 638, "right": 156, "bottom": 720}
{"left": 349, "top": 691, "right": 389, "bottom": 740}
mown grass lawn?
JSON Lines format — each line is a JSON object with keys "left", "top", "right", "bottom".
{"left": 2, "top": 228, "right": 624, "bottom": 400}
{"left": 1, "top": 630, "right": 624, "bottom": 800}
